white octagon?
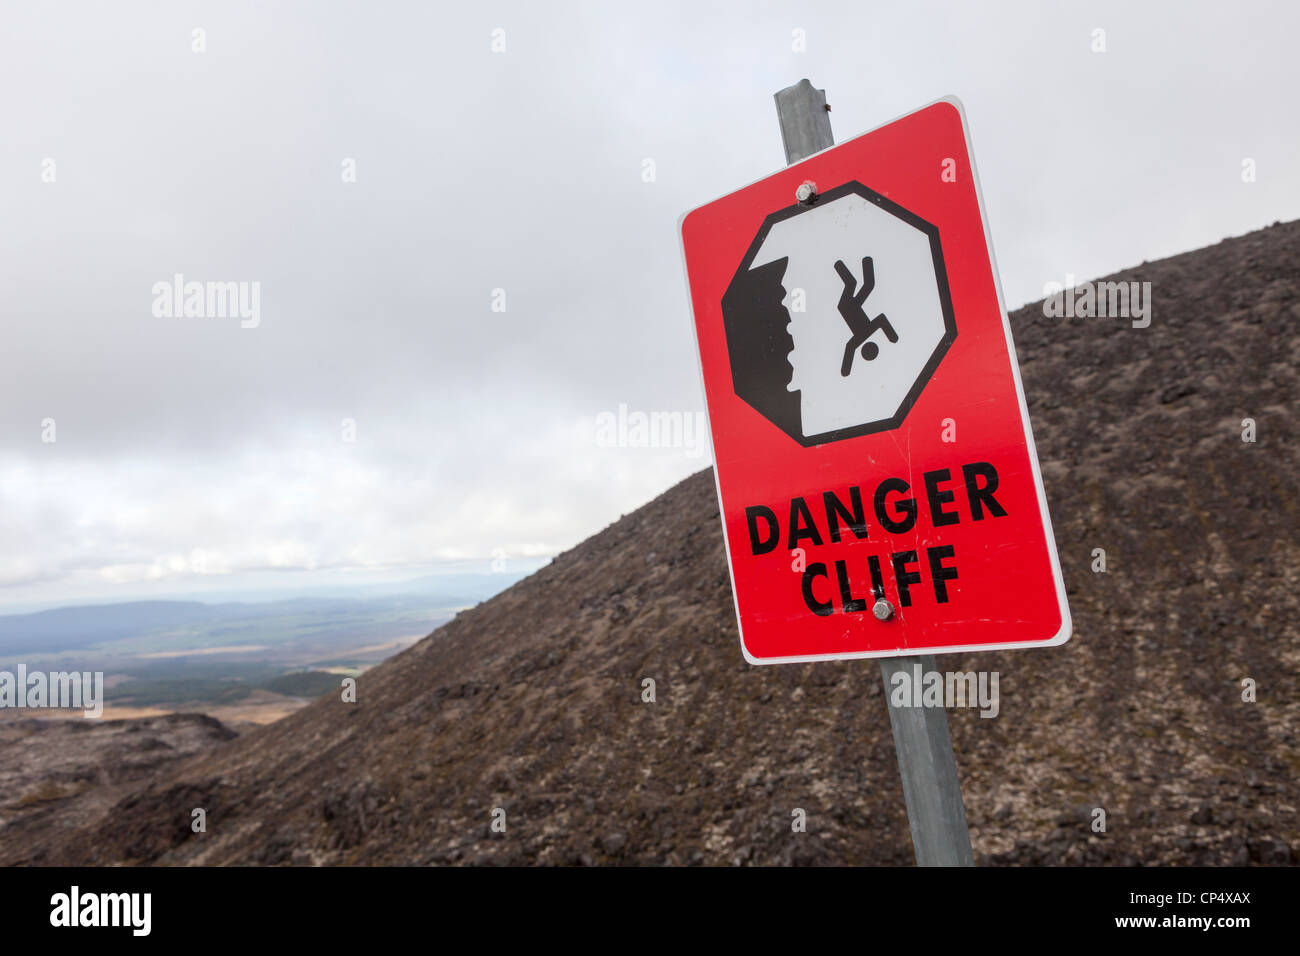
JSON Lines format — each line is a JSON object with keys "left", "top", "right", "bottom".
{"left": 731, "top": 181, "right": 956, "bottom": 445}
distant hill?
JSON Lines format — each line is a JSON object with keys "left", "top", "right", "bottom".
{"left": 6, "top": 220, "right": 1299, "bottom": 866}
{"left": 0, "top": 601, "right": 224, "bottom": 655}
{"left": 0, "top": 591, "right": 495, "bottom": 661}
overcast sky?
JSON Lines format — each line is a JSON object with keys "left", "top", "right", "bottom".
{"left": 2, "top": 0, "right": 1297, "bottom": 611}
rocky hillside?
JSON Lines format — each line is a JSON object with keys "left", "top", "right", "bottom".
{"left": 0, "top": 714, "right": 236, "bottom": 860}
{"left": 6, "top": 220, "right": 1299, "bottom": 866}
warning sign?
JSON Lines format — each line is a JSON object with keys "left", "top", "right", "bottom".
{"left": 679, "top": 97, "right": 1070, "bottom": 663}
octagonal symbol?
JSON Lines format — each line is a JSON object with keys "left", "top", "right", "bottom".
{"left": 721, "top": 181, "right": 956, "bottom": 446}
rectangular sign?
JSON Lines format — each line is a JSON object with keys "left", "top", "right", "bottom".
{"left": 680, "top": 97, "right": 1070, "bottom": 663}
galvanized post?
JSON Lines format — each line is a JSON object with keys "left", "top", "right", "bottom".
{"left": 774, "top": 79, "right": 833, "bottom": 165}
{"left": 878, "top": 655, "right": 975, "bottom": 865}
{"left": 772, "top": 80, "right": 975, "bottom": 867}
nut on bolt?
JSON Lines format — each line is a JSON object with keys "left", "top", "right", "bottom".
{"left": 795, "top": 180, "right": 818, "bottom": 205}
{"left": 872, "top": 598, "right": 894, "bottom": 621}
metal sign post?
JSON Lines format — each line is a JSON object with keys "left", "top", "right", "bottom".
{"left": 773, "top": 79, "right": 975, "bottom": 867}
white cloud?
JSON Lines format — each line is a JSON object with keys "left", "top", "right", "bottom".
{"left": 1, "top": 0, "right": 1297, "bottom": 608}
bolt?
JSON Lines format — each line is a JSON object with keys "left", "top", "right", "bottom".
{"left": 872, "top": 598, "right": 894, "bottom": 621}
{"left": 795, "top": 181, "right": 817, "bottom": 205}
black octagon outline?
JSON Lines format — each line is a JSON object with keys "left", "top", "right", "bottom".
{"left": 724, "top": 180, "right": 957, "bottom": 447}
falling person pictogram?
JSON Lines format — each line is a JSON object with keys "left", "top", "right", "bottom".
{"left": 835, "top": 256, "right": 899, "bottom": 376}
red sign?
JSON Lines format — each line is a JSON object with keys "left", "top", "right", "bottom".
{"left": 680, "top": 97, "right": 1070, "bottom": 664}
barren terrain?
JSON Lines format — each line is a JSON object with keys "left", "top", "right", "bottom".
{"left": 4, "top": 221, "right": 1297, "bottom": 866}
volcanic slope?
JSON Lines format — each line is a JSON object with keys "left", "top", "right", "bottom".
{"left": 10, "top": 219, "right": 1299, "bottom": 866}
